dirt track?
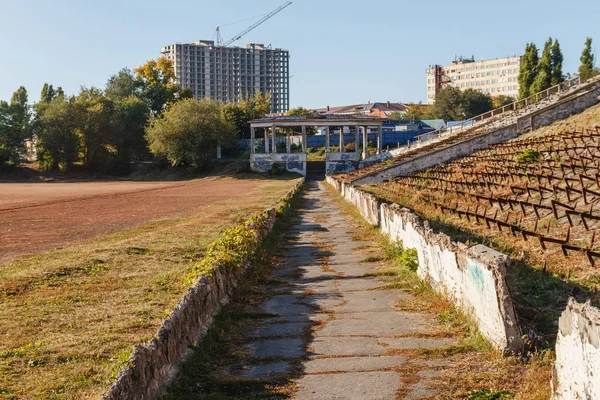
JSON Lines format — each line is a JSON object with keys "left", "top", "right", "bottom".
{"left": 0, "top": 178, "right": 273, "bottom": 265}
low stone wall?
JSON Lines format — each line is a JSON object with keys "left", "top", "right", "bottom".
{"left": 103, "top": 180, "right": 303, "bottom": 400}
{"left": 326, "top": 177, "right": 522, "bottom": 353}
{"left": 552, "top": 298, "right": 600, "bottom": 399}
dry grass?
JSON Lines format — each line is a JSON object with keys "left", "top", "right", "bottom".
{"left": 0, "top": 176, "right": 301, "bottom": 399}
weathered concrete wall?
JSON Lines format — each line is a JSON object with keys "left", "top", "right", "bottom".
{"left": 103, "top": 181, "right": 303, "bottom": 400}
{"left": 251, "top": 153, "right": 307, "bottom": 176}
{"left": 352, "top": 125, "right": 518, "bottom": 185}
{"left": 531, "top": 85, "right": 600, "bottom": 130}
{"left": 326, "top": 177, "right": 522, "bottom": 353}
{"left": 326, "top": 152, "right": 361, "bottom": 175}
{"left": 552, "top": 298, "right": 600, "bottom": 400}
{"left": 342, "top": 184, "right": 380, "bottom": 226}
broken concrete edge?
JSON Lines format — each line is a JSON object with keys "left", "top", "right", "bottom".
{"left": 325, "top": 176, "right": 523, "bottom": 354}
{"left": 551, "top": 298, "right": 600, "bottom": 400}
{"left": 102, "top": 179, "right": 304, "bottom": 400}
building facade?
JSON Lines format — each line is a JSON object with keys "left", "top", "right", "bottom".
{"left": 161, "top": 40, "right": 290, "bottom": 113}
{"left": 426, "top": 56, "right": 521, "bottom": 104}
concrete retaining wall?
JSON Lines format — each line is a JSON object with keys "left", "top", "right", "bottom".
{"left": 251, "top": 153, "right": 307, "bottom": 176}
{"left": 103, "top": 181, "right": 303, "bottom": 400}
{"left": 352, "top": 83, "right": 600, "bottom": 186}
{"left": 352, "top": 125, "right": 519, "bottom": 185}
{"left": 552, "top": 298, "right": 600, "bottom": 399}
{"left": 326, "top": 177, "right": 522, "bottom": 353}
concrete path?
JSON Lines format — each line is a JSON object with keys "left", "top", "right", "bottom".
{"left": 234, "top": 181, "right": 458, "bottom": 399}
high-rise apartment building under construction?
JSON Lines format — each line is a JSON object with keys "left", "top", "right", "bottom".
{"left": 161, "top": 40, "right": 290, "bottom": 113}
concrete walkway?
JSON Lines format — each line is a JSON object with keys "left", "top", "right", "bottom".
{"left": 236, "top": 181, "right": 457, "bottom": 399}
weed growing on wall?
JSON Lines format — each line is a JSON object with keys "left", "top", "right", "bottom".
{"left": 186, "top": 184, "right": 301, "bottom": 284}
{"left": 384, "top": 240, "right": 418, "bottom": 271}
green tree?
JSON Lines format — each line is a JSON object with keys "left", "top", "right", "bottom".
{"left": 40, "top": 83, "right": 56, "bottom": 104}
{"left": 579, "top": 37, "right": 600, "bottom": 81}
{"left": 223, "top": 92, "right": 272, "bottom": 139}
{"left": 530, "top": 38, "right": 553, "bottom": 94}
{"left": 459, "top": 89, "right": 493, "bottom": 118}
{"left": 287, "top": 106, "right": 318, "bottom": 135}
{"left": 112, "top": 95, "right": 151, "bottom": 165}
{"left": 0, "top": 87, "right": 31, "bottom": 166}
{"left": 431, "top": 86, "right": 463, "bottom": 120}
{"left": 105, "top": 68, "right": 139, "bottom": 99}
{"left": 145, "top": 98, "right": 236, "bottom": 169}
{"left": 551, "top": 39, "right": 564, "bottom": 86}
{"left": 36, "top": 96, "right": 80, "bottom": 171}
{"left": 518, "top": 43, "right": 539, "bottom": 99}
{"left": 73, "top": 87, "right": 116, "bottom": 171}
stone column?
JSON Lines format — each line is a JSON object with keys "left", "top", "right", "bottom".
{"left": 354, "top": 126, "right": 360, "bottom": 156}
{"left": 271, "top": 124, "right": 277, "bottom": 154}
{"left": 301, "top": 126, "right": 307, "bottom": 153}
{"left": 362, "top": 126, "right": 369, "bottom": 160}
{"left": 286, "top": 129, "right": 291, "bottom": 153}
{"left": 250, "top": 127, "right": 256, "bottom": 154}
{"left": 377, "top": 125, "right": 383, "bottom": 155}
{"left": 325, "top": 126, "right": 330, "bottom": 153}
{"left": 264, "top": 128, "right": 270, "bottom": 153}
{"left": 339, "top": 126, "right": 345, "bottom": 152}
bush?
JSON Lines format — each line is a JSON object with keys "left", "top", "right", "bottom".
{"left": 145, "top": 98, "right": 236, "bottom": 170}
{"left": 344, "top": 142, "right": 356, "bottom": 152}
{"left": 466, "top": 388, "right": 515, "bottom": 400}
{"left": 515, "top": 148, "right": 540, "bottom": 163}
{"left": 268, "top": 163, "right": 285, "bottom": 176}
{"left": 384, "top": 240, "right": 419, "bottom": 272}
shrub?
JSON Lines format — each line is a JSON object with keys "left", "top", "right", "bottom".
{"left": 268, "top": 163, "right": 285, "bottom": 176}
{"left": 515, "top": 148, "right": 540, "bottom": 163}
{"left": 384, "top": 240, "right": 419, "bottom": 272}
{"left": 344, "top": 142, "right": 356, "bottom": 152}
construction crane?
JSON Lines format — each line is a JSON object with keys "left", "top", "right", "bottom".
{"left": 215, "top": 1, "right": 292, "bottom": 47}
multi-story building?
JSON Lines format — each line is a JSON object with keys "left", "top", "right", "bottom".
{"left": 161, "top": 40, "right": 290, "bottom": 113}
{"left": 426, "top": 56, "right": 522, "bottom": 104}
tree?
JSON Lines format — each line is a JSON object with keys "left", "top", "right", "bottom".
{"left": 287, "top": 106, "right": 317, "bottom": 135}
{"left": 459, "top": 89, "right": 493, "bottom": 119}
{"left": 112, "top": 95, "right": 151, "bottom": 165}
{"left": 431, "top": 86, "right": 493, "bottom": 121}
{"left": 0, "top": 87, "right": 31, "bottom": 166}
{"left": 530, "top": 38, "right": 553, "bottom": 94}
{"left": 134, "top": 57, "right": 188, "bottom": 115}
{"left": 40, "top": 83, "right": 56, "bottom": 104}
{"left": 36, "top": 96, "right": 80, "bottom": 171}
{"left": 551, "top": 39, "right": 564, "bottom": 86}
{"left": 491, "top": 95, "right": 515, "bottom": 109}
{"left": 518, "top": 43, "right": 539, "bottom": 99}
{"left": 105, "top": 68, "right": 139, "bottom": 99}
{"left": 401, "top": 103, "right": 433, "bottom": 121}
{"left": 73, "top": 87, "right": 116, "bottom": 171}
{"left": 579, "top": 37, "right": 600, "bottom": 81}
{"left": 222, "top": 92, "right": 272, "bottom": 139}
{"left": 145, "top": 98, "right": 236, "bottom": 169}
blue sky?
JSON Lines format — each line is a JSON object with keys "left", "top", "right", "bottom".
{"left": 0, "top": 0, "right": 598, "bottom": 108}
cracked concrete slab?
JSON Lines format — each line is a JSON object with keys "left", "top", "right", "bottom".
{"left": 303, "top": 356, "right": 406, "bottom": 374}
{"left": 295, "top": 371, "right": 402, "bottom": 400}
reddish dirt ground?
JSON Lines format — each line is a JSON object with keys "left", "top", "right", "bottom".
{"left": 0, "top": 178, "right": 273, "bottom": 266}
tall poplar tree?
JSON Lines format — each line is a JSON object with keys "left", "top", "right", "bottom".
{"left": 518, "top": 43, "right": 539, "bottom": 99}
{"left": 550, "top": 39, "right": 564, "bottom": 86}
{"left": 530, "top": 38, "right": 553, "bottom": 94}
{"left": 579, "top": 37, "right": 599, "bottom": 81}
